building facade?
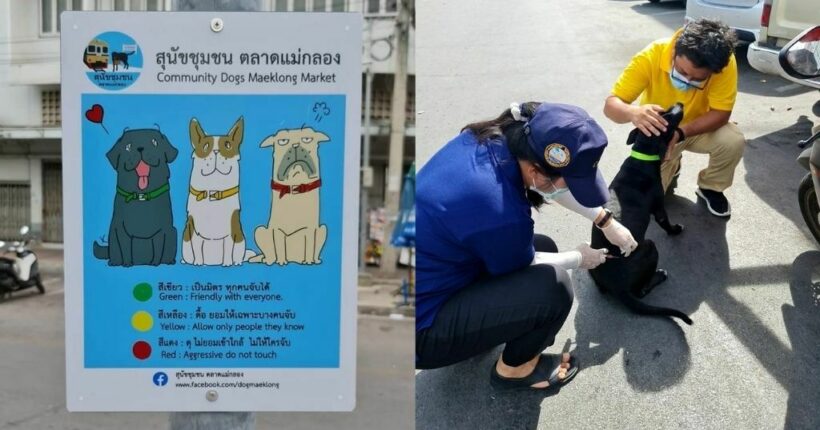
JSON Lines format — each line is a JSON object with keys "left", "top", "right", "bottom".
{"left": 0, "top": 0, "right": 414, "bottom": 243}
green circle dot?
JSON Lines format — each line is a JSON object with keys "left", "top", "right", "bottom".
{"left": 133, "top": 283, "right": 152, "bottom": 302}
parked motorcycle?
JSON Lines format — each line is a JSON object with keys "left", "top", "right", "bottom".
{"left": 0, "top": 226, "right": 45, "bottom": 301}
{"left": 780, "top": 25, "right": 820, "bottom": 244}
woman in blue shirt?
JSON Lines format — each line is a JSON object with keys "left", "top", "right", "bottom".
{"left": 416, "top": 102, "right": 638, "bottom": 391}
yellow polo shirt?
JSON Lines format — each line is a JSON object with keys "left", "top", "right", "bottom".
{"left": 611, "top": 29, "right": 737, "bottom": 125}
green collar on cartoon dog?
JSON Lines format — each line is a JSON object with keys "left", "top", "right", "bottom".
{"left": 116, "top": 183, "right": 170, "bottom": 203}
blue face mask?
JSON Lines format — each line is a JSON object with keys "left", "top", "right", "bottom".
{"left": 669, "top": 66, "right": 706, "bottom": 92}
{"left": 530, "top": 178, "right": 569, "bottom": 201}
{"left": 669, "top": 71, "right": 691, "bottom": 92}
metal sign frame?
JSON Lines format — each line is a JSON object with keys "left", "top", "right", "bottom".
{"left": 61, "top": 11, "right": 361, "bottom": 412}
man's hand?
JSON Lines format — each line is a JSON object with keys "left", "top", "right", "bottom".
{"left": 630, "top": 104, "right": 668, "bottom": 137}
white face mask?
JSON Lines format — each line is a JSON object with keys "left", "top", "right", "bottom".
{"left": 529, "top": 177, "right": 568, "bottom": 201}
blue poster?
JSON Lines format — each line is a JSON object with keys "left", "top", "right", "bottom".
{"left": 81, "top": 94, "right": 345, "bottom": 368}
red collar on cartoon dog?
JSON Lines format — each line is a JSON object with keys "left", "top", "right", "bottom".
{"left": 271, "top": 179, "right": 322, "bottom": 198}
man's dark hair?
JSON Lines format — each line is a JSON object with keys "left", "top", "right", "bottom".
{"left": 675, "top": 18, "right": 737, "bottom": 73}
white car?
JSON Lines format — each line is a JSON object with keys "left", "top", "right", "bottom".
{"left": 685, "top": 0, "right": 763, "bottom": 45}
{"left": 747, "top": 0, "right": 820, "bottom": 89}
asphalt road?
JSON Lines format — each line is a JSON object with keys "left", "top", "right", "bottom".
{"left": 0, "top": 277, "right": 414, "bottom": 430}
{"left": 416, "top": 1, "right": 820, "bottom": 429}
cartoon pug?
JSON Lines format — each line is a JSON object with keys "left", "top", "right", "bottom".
{"left": 251, "top": 127, "right": 329, "bottom": 265}
{"left": 93, "top": 127, "right": 178, "bottom": 266}
{"left": 182, "top": 117, "right": 254, "bottom": 266}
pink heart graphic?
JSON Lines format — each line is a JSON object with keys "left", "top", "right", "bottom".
{"left": 85, "top": 104, "right": 104, "bottom": 124}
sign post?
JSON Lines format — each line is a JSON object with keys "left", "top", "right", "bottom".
{"left": 61, "top": 11, "right": 361, "bottom": 412}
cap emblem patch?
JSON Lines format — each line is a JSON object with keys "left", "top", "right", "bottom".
{"left": 545, "top": 143, "right": 571, "bottom": 168}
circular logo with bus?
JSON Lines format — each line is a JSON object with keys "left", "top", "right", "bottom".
{"left": 83, "top": 31, "right": 142, "bottom": 91}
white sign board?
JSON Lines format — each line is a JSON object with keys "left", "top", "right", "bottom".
{"left": 61, "top": 11, "right": 361, "bottom": 411}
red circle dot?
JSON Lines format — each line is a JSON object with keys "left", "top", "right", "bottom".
{"left": 132, "top": 341, "right": 152, "bottom": 360}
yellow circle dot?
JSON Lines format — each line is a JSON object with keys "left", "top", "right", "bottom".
{"left": 131, "top": 311, "right": 153, "bottom": 332}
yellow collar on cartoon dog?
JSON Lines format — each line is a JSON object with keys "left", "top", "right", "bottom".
{"left": 189, "top": 185, "right": 239, "bottom": 201}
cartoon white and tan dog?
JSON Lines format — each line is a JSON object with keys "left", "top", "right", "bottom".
{"left": 250, "top": 126, "right": 329, "bottom": 266}
{"left": 182, "top": 117, "right": 253, "bottom": 266}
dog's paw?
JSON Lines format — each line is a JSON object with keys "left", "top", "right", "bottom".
{"left": 669, "top": 224, "right": 684, "bottom": 236}
{"left": 193, "top": 261, "right": 204, "bottom": 266}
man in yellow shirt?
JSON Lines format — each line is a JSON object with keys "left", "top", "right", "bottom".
{"left": 604, "top": 18, "right": 743, "bottom": 217}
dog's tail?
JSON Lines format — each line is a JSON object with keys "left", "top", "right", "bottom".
{"left": 612, "top": 289, "right": 693, "bottom": 325}
{"left": 244, "top": 250, "right": 258, "bottom": 262}
{"left": 92, "top": 241, "right": 109, "bottom": 260}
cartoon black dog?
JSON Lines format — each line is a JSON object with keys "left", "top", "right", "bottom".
{"left": 589, "top": 103, "right": 692, "bottom": 325}
{"left": 93, "top": 128, "right": 178, "bottom": 266}
{"left": 111, "top": 51, "right": 133, "bottom": 71}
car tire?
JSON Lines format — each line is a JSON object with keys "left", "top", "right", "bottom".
{"left": 799, "top": 173, "right": 820, "bottom": 246}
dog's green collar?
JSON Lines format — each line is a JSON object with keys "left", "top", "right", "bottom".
{"left": 630, "top": 150, "right": 661, "bottom": 162}
{"left": 117, "top": 183, "right": 170, "bottom": 203}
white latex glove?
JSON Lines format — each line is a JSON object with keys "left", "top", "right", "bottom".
{"left": 576, "top": 243, "right": 608, "bottom": 270}
{"left": 601, "top": 218, "right": 638, "bottom": 257}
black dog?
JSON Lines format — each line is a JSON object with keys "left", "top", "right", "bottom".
{"left": 589, "top": 103, "right": 692, "bottom": 325}
{"left": 93, "top": 128, "right": 178, "bottom": 266}
{"left": 111, "top": 51, "right": 133, "bottom": 71}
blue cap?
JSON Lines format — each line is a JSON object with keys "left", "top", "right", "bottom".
{"left": 524, "top": 103, "right": 610, "bottom": 208}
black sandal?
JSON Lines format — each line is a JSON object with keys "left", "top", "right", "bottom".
{"left": 489, "top": 353, "right": 579, "bottom": 392}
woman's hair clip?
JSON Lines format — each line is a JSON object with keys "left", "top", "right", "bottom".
{"left": 510, "top": 102, "right": 527, "bottom": 122}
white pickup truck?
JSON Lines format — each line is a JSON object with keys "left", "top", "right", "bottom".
{"left": 748, "top": 0, "right": 820, "bottom": 89}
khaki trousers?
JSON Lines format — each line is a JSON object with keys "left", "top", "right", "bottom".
{"left": 660, "top": 122, "right": 746, "bottom": 193}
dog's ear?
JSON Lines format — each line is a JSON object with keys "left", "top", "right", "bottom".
{"left": 162, "top": 134, "right": 179, "bottom": 163}
{"left": 189, "top": 118, "right": 205, "bottom": 148}
{"left": 626, "top": 128, "right": 639, "bottom": 146}
{"left": 313, "top": 131, "right": 330, "bottom": 144}
{"left": 260, "top": 130, "right": 284, "bottom": 148}
{"left": 228, "top": 116, "right": 244, "bottom": 148}
{"left": 106, "top": 140, "right": 121, "bottom": 169}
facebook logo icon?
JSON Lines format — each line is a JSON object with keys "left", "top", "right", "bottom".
{"left": 152, "top": 372, "right": 168, "bottom": 387}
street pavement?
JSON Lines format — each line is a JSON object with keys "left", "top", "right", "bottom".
{"left": 0, "top": 270, "right": 414, "bottom": 430}
{"left": 416, "top": 1, "right": 820, "bottom": 429}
